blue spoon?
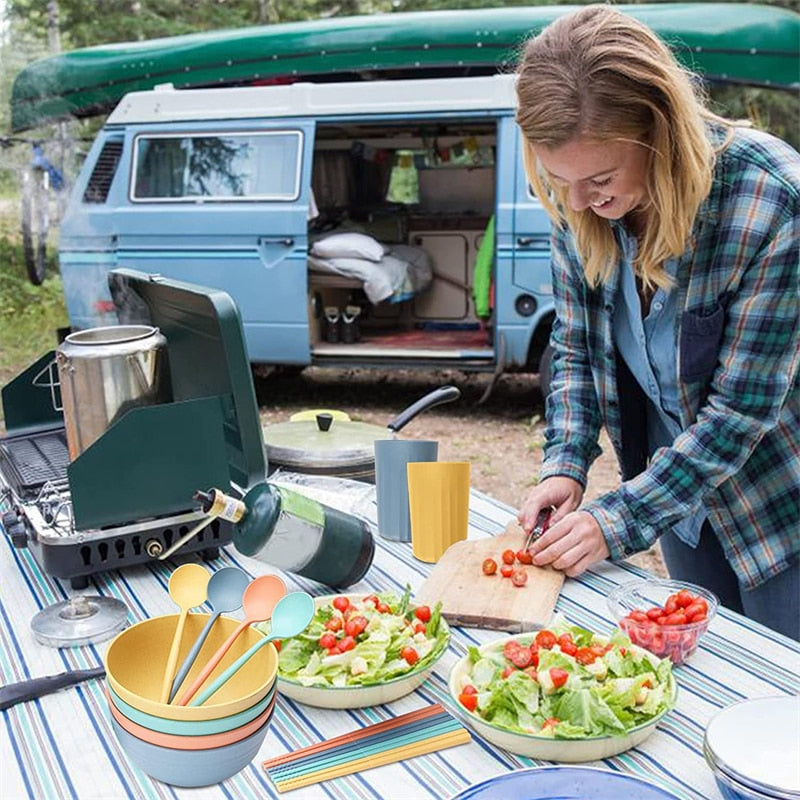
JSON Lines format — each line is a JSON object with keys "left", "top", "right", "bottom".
{"left": 168, "top": 567, "right": 250, "bottom": 703}
{"left": 191, "top": 591, "right": 314, "bottom": 707}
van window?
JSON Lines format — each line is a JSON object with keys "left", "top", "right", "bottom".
{"left": 130, "top": 130, "right": 302, "bottom": 202}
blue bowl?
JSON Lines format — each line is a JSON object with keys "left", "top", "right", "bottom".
{"left": 449, "top": 766, "right": 680, "bottom": 800}
{"left": 107, "top": 682, "right": 276, "bottom": 736}
{"left": 110, "top": 713, "right": 270, "bottom": 787}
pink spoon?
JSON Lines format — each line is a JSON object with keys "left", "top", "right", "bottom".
{"left": 175, "top": 574, "right": 286, "bottom": 706}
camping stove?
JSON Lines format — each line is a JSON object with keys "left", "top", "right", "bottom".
{"left": 0, "top": 269, "right": 267, "bottom": 589}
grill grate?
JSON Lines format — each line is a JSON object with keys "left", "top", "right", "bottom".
{"left": 0, "top": 430, "right": 69, "bottom": 499}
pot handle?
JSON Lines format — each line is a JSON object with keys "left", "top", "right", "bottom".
{"left": 31, "top": 359, "right": 63, "bottom": 412}
{"left": 387, "top": 385, "right": 461, "bottom": 433}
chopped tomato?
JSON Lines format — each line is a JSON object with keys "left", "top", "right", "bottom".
{"left": 400, "top": 646, "right": 419, "bottom": 666}
{"left": 318, "top": 632, "right": 337, "bottom": 649}
{"left": 338, "top": 635, "right": 356, "bottom": 652}
{"left": 509, "top": 647, "right": 533, "bottom": 669}
{"left": 345, "top": 616, "right": 368, "bottom": 637}
{"left": 515, "top": 549, "right": 533, "bottom": 565}
{"left": 413, "top": 621, "right": 427, "bottom": 635}
{"left": 534, "top": 630, "right": 557, "bottom": 650}
{"left": 375, "top": 602, "right": 391, "bottom": 614}
{"left": 459, "top": 692, "right": 478, "bottom": 712}
{"left": 324, "top": 617, "right": 343, "bottom": 632}
{"left": 414, "top": 605, "right": 432, "bottom": 623}
{"left": 549, "top": 668, "right": 569, "bottom": 689}
{"left": 482, "top": 558, "right": 498, "bottom": 576}
{"left": 575, "top": 646, "right": 597, "bottom": 665}
{"left": 501, "top": 549, "right": 516, "bottom": 565}
{"left": 461, "top": 684, "right": 478, "bottom": 695}
{"left": 541, "top": 717, "right": 560, "bottom": 730}
{"left": 511, "top": 569, "right": 528, "bottom": 587}
{"left": 332, "top": 596, "right": 350, "bottom": 613}
{"left": 523, "top": 666, "right": 538, "bottom": 680}
{"left": 273, "top": 640, "right": 282, "bottom": 652}
{"left": 501, "top": 665, "right": 517, "bottom": 679}
{"left": 500, "top": 564, "right": 514, "bottom": 578}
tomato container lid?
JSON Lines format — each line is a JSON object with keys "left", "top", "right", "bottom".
{"left": 703, "top": 696, "right": 800, "bottom": 799}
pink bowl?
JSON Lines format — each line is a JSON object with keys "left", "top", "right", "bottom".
{"left": 106, "top": 689, "right": 276, "bottom": 750}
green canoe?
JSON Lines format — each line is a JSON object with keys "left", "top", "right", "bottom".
{"left": 10, "top": 3, "right": 800, "bottom": 132}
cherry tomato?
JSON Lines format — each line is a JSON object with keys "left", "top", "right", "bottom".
{"left": 338, "top": 635, "right": 356, "bottom": 652}
{"left": 557, "top": 634, "right": 577, "bottom": 657}
{"left": 500, "top": 564, "right": 514, "bottom": 578}
{"left": 459, "top": 692, "right": 478, "bottom": 712}
{"left": 400, "top": 646, "right": 419, "bottom": 666}
{"left": 575, "top": 646, "right": 597, "bottom": 665}
{"left": 549, "top": 668, "right": 569, "bottom": 689}
{"left": 509, "top": 647, "right": 533, "bottom": 668}
{"left": 675, "top": 589, "right": 695, "bottom": 609}
{"left": 375, "top": 602, "right": 391, "bottom": 614}
{"left": 460, "top": 684, "right": 478, "bottom": 696}
{"left": 413, "top": 621, "right": 427, "bottom": 635}
{"left": 332, "top": 596, "right": 350, "bottom": 613}
{"left": 629, "top": 610, "right": 649, "bottom": 623}
{"left": 664, "top": 595, "right": 679, "bottom": 615}
{"left": 501, "top": 549, "right": 516, "bottom": 565}
{"left": 515, "top": 549, "right": 533, "bottom": 565}
{"left": 363, "top": 594, "right": 379, "bottom": 607}
{"left": 534, "top": 630, "right": 557, "bottom": 650}
{"left": 646, "top": 607, "right": 664, "bottom": 621}
{"left": 511, "top": 569, "right": 528, "bottom": 587}
{"left": 414, "top": 605, "right": 432, "bottom": 623}
{"left": 523, "top": 666, "right": 539, "bottom": 680}
{"left": 327, "top": 644, "right": 341, "bottom": 655}
{"left": 664, "top": 611, "right": 687, "bottom": 626}
{"left": 319, "top": 632, "right": 337, "bottom": 649}
{"left": 500, "top": 665, "right": 517, "bottom": 679}
{"left": 541, "top": 717, "right": 560, "bottom": 730}
{"left": 482, "top": 558, "right": 498, "bottom": 576}
{"left": 273, "top": 640, "right": 282, "bottom": 652}
{"left": 325, "top": 617, "right": 343, "bottom": 632}
{"left": 685, "top": 604, "right": 707, "bottom": 623}
{"left": 503, "top": 640, "right": 522, "bottom": 661}
{"left": 345, "top": 616, "right": 368, "bottom": 637}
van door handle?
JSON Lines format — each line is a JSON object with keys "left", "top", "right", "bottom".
{"left": 259, "top": 237, "right": 294, "bottom": 247}
{"left": 516, "top": 237, "right": 549, "bottom": 250}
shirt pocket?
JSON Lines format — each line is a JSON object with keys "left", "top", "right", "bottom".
{"left": 680, "top": 301, "right": 726, "bottom": 384}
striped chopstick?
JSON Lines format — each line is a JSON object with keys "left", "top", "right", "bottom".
{"left": 263, "top": 703, "right": 471, "bottom": 793}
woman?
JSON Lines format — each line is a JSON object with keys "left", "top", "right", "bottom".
{"left": 515, "top": 5, "right": 799, "bottom": 639}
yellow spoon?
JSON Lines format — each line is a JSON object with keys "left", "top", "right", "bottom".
{"left": 158, "top": 564, "right": 211, "bottom": 703}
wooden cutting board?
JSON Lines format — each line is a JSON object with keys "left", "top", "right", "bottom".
{"left": 414, "top": 521, "right": 565, "bottom": 633}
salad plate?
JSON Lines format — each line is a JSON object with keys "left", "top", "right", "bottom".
{"left": 449, "top": 766, "right": 681, "bottom": 799}
{"left": 274, "top": 590, "right": 450, "bottom": 708}
{"left": 448, "top": 626, "right": 677, "bottom": 761}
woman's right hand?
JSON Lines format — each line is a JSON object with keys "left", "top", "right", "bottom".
{"left": 517, "top": 476, "right": 584, "bottom": 533}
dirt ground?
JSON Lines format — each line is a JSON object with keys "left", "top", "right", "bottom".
{"left": 255, "top": 366, "right": 667, "bottom": 577}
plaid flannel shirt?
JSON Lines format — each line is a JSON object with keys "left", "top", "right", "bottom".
{"left": 540, "top": 126, "right": 800, "bottom": 588}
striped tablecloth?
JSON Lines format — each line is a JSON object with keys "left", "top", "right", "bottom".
{"left": 2, "top": 474, "right": 798, "bottom": 800}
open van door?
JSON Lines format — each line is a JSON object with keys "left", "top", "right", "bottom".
{"left": 110, "top": 119, "right": 315, "bottom": 365}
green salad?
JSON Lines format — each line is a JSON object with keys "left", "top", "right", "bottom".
{"left": 455, "top": 621, "right": 675, "bottom": 739}
{"left": 272, "top": 587, "right": 449, "bottom": 687}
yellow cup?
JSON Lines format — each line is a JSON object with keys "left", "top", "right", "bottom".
{"left": 407, "top": 461, "right": 470, "bottom": 563}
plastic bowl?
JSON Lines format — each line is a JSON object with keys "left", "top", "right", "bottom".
{"left": 107, "top": 688, "right": 276, "bottom": 750}
{"left": 109, "top": 714, "right": 270, "bottom": 787}
{"left": 447, "top": 633, "right": 677, "bottom": 761}
{"left": 106, "top": 682, "right": 276, "bottom": 736}
{"left": 104, "top": 613, "right": 278, "bottom": 721}
{"left": 276, "top": 593, "right": 450, "bottom": 709}
{"left": 607, "top": 579, "right": 718, "bottom": 665}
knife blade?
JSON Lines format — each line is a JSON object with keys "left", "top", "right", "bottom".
{"left": 0, "top": 666, "right": 106, "bottom": 711}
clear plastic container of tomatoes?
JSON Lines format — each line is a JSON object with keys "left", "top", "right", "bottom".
{"left": 607, "top": 579, "right": 718, "bottom": 665}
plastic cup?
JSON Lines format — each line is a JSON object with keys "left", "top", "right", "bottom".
{"left": 407, "top": 461, "right": 470, "bottom": 562}
{"left": 374, "top": 439, "right": 438, "bottom": 542}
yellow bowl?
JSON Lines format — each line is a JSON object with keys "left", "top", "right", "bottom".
{"left": 104, "top": 613, "right": 277, "bottom": 721}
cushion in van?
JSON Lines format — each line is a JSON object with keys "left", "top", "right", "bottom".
{"left": 311, "top": 232, "right": 386, "bottom": 262}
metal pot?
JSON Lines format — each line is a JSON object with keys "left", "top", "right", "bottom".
{"left": 263, "top": 385, "right": 461, "bottom": 481}
{"left": 56, "top": 325, "right": 171, "bottom": 460}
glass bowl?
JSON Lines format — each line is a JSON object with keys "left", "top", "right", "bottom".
{"left": 607, "top": 579, "right": 718, "bottom": 665}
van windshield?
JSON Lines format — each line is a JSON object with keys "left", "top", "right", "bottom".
{"left": 131, "top": 130, "right": 302, "bottom": 202}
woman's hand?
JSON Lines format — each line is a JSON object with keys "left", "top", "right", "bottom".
{"left": 517, "top": 476, "right": 584, "bottom": 532}
{"left": 528, "top": 511, "right": 611, "bottom": 577}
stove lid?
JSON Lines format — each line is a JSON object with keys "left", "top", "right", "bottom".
{"left": 108, "top": 269, "right": 266, "bottom": 490}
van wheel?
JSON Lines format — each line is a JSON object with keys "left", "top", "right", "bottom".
{"left": 21, "top": 170, "right": 50, "bottom": 285}
{"left": 538, "top": 343, "right": 554, "bottom": 400}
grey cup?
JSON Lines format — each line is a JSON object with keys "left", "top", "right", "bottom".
{"left": 375, "top": 439, "right": 438, "bottom": 541}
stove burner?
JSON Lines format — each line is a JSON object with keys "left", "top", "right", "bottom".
{"left": 0, "top": 429, "right": 69, "bottom": 500}
{"left": 30, "top": 596, "right": 129, "bottom": 648}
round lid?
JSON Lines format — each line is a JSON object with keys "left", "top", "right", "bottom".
{"left": 31, "top": 596, "right": 129, "bottom": 648}
{"left": 263, "top": 416, "right": 393, "bottom": 470}
{"left": 703, "top": 696, "right": 800, "bottom": 798}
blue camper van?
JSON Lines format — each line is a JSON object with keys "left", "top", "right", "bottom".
{"left": 58, "top": 74, "right": 556, "bottom": 386}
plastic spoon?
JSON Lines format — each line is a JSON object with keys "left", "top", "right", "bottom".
{"left": 159, "top": 563, "right": 211, "bottom": 703}
{"left": 176, "top": 574, "right": 286, "bottom": 706}
{"left": 167, "top": 567, "right": 251, "bottom": 702}
{"left": 191, "top": 591, "right": 314, "bottom": 707}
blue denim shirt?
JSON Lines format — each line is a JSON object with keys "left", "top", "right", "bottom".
{"left": 612, "top": 240, "right": 706, "bottom": 546}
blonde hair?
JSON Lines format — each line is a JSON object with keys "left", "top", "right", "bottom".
{"left": 516, "top": 4, "right": 729, "bottom": 289}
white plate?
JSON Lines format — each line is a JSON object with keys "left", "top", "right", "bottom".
{"left": 277, "top": 593, "right": 450, "bottom": 709}
{"left": 447, "top": 633, "right": 677, "bottom": 761}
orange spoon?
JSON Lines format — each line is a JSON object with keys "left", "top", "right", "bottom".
{"left": 175, "top": 574, "right": 286, "bottom": 706}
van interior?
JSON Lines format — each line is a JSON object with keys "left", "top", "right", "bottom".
{"left": 307, "top": 118, "right": 497, "bottom": 368}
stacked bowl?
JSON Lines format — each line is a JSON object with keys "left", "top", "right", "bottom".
{"left": 104, "top": 613, "right": 278, "bottom": 787}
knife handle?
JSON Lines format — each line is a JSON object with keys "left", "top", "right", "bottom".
{"left": 0, "top": 667, "right": 105, "bottom": 711}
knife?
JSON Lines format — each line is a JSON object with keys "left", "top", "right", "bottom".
{"left": 0, "top": 667, "right": 106, "bottom": 711}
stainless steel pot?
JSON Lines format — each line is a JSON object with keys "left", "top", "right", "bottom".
{"left": 55, "top": 325, "right": 171, "bottom": 460}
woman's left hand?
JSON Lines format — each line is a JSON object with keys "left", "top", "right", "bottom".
{"left": 528, "top": 511, "right": 610, "bottom": 577}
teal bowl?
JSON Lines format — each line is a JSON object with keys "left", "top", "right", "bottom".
{"left": 106, "top": 681, "right": 276, "bottom": 736}
{"left": 110, "top": 713, "right": 271, "bottom": 787}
